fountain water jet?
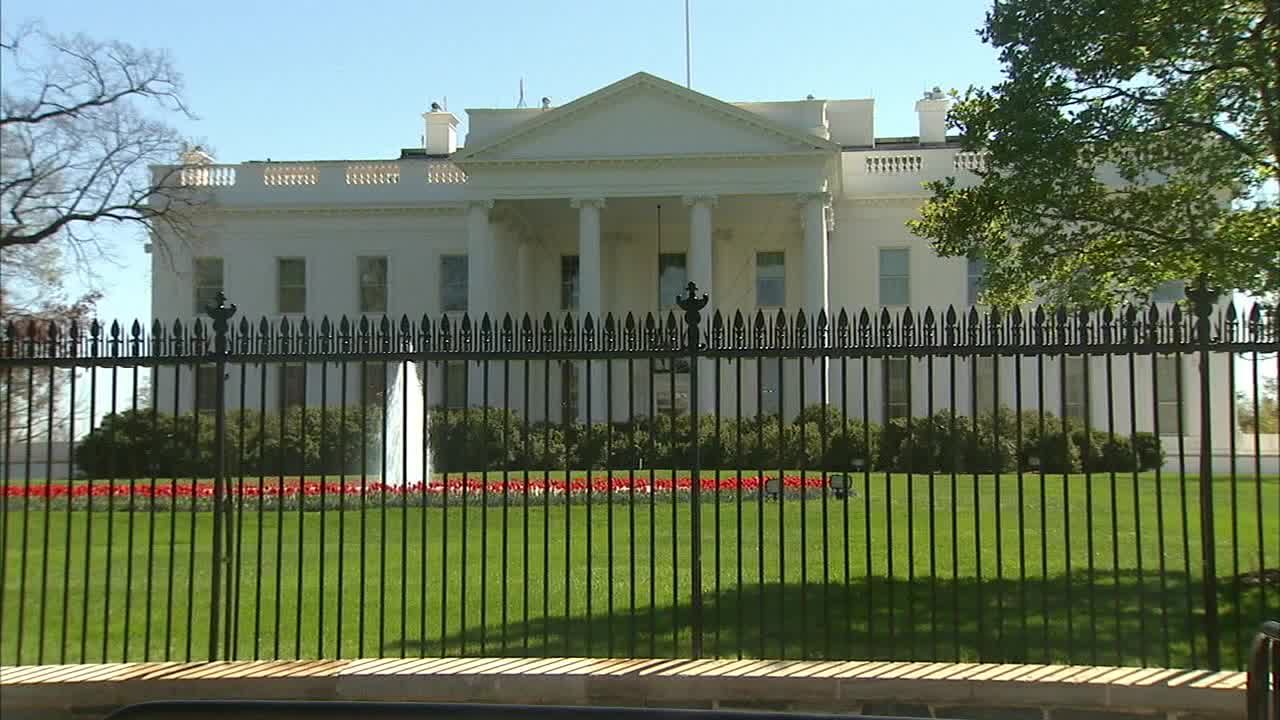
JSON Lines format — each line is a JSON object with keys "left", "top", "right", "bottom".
{"left": 384, "top": 361, "right": 431, "bottom": 487}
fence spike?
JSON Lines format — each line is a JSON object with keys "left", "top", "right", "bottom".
{"left": 1246, "top": 304, "right": 1262, "bottom": 342}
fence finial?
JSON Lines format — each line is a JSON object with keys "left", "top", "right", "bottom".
{"left": 204, "top": 291, "right": 238, "bottom": 356}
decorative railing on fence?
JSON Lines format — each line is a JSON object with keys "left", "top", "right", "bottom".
{"left": 1, "top": 282, "right": 1277, "bottom": 674}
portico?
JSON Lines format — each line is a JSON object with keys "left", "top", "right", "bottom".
{"left": 454, "top": 72, "right": 837, "bottom": 420}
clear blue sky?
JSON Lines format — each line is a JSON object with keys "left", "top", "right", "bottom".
{"left": 6, "top": 0, "right": 1004, "bottom": 322}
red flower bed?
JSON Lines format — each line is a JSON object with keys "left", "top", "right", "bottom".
{"left": 3, "top": 474, "right": 845, "bottom": 510}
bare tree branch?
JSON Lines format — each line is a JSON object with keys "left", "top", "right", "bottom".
{"left": 0, "top": 22, "right": 203, "bottom": 255}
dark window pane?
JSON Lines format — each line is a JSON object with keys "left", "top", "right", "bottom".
{"left": 756, "top": 252, "right": 785, "bottom": 307}
{"left": 441, "top": 255, "right": 468, "bottom": 312}
{"left": 884, "top": 357, "right": 909, "bottom": 420}
{"left": 358, "top": 257, "right": 388, "bottom": 313}
{"left": 279, "top": 365, "right": 305, "bottom": 409}
{"left": 967, "top": 257, "right": 986, "bottom": 306}
{"left": 658, "top": 253, "right": 686, "bottom": 308}
{"left": 278, "top": 258, "right": 305, "bottom": 285}
{"left": 194, "top": 257, "right": 223, "bottom": 314}
{"left": 361, "top": 362, "right": 387, "bottom": 406}
{"left": 561, "top": 255, "right": 579, "bottom": 311}
{"left": 278, "top": 258, "right": 306, "bottom": 313}
{"left": 561, "top": 361, "right": 579, "bottom": 423}
{"left": 195, "top": 366, "right": 219, "bottom": 411}
{"left": 444, "top": 361, "right": 466, "bottom": 409}
{"left": 279, "top": 287, "right": 306, "bottom": 314}
{"left": 879, "top": 249, "right": 910, "bottom": 306}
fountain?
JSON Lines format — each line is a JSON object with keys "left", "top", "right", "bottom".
{"left": 383, "top": 361, "right": 431, "bottom": 487}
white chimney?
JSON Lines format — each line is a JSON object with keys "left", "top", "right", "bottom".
{"left": 423, "top": 102, "right": 459, "bottom": 155}
{"left": 914, "top": 87, "right": 950, "bottom": 145}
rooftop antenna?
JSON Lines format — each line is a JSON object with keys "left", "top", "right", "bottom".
{"left": 517, "top": 78, "right": 527, "bottom": 108}
{"left": 685, "top": 0, "right": 692, "bottom": 88}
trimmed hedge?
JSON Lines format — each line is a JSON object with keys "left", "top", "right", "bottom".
{"left": 77, "top": 404, "right": 1165, "bottom": 479}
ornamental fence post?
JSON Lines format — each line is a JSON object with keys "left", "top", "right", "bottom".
{"left": 1188, "top": 274, "right": 1221, "bottom": 670}
{"left": 206, "top": 292, "right": 237, "bottom": 661}
{"left": 678, "top": 281, "right": 709, "bottom": 659}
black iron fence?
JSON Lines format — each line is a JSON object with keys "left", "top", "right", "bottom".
{"left": 1, "top": 282, "right": 1276, "bottom": 671}
{"left": 103, "top": 700, "right": 896, "bottom": 719}
{"left": 1250, "top": 621, "right": 1280, "bottom": 720}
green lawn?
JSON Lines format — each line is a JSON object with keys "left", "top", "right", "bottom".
{"left": 1, "top": 471, "right": 1276, "bottom": 670}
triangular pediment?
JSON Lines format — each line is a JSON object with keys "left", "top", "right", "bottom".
{"left": 455, "top": 72, "right": 837, "bottom": 164}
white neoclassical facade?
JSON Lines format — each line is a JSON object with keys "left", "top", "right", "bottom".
{"left": 152, "top": 72, "right": 1229, "bottom": 452}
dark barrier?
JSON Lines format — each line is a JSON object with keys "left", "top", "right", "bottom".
{"left": 1248, "top": 620, "right": 1280, "bottom": 720}
{"left": 3, "top": 283, "right": 1277, "bottom": 670}
{"left": 103, "top": 700, "right": 916, "bottom": 720}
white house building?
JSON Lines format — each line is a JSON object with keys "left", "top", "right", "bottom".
{"left": 151, "top": 71, "right": 1230, "bottom": 453}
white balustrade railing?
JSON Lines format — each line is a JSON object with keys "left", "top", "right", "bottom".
{"left": 345, "top": 161, "right": 401, "bottom": 185}
{"left": 263, "top": 163, "right": 320, "bottom": 187}
{"left": 953, "top": 151, "right": 988, "bottom": 172}
{"left": 177, "top": 165, "right": 237, "bottom": 187}
{"left": 425, "top": 160, "right": 467, "bottom": 184}
{"left": 865, "top": 154, "right": 923, "bottom": 175}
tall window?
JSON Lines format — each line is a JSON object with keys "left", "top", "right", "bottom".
{"left": 195, "top": 366, "right": 219, "bottom": 412}
{"left": 1151, "top": 280, "right": 1185, "bottom": 304}
{"left": 658, "top": 253, "right": 687, "bottom": 308}
{"left": 440, "top": 255, "right": 468, "bottom": 312}
{"left": 443, "top": 360, "right": 466, "bottom": 409}
{"left": 759, "top": 357, "right": 781, "bottom": 415}
{"left": 358, "top": 256, "right": 388, "bottom": 314}
{"left": 1064, "top": 356, "right": 1087, "bottom": 421}
{"left": 1155, "top": 356, "right": 1182, "bottom": 434}
{"left": 884, "top": 357, "right": 910, "bottom": 421}
{"left": 279, "top": 365, "right": 305, "bottom": 410}
{"left": 560, "top": 361, "right": 580, "bottom": 423}
{"left": 756, "top": 252, "right": 785, "bottom": 307}
{"left": 974, "top": 356, "right": 997, "bottom": 414}
{"left": 194, "top": 257, "right": 223, "bottom": 315}
{"left": 654, "top": 358, "right": 690, "bottom": 415}
{"left": 361, "top": 362, "right": 387, "bottom": 407}
{"left": 967, "top": 257, "right": 987, "bottom": 306}
{"left": 561, "top": 255, "right": 580, "bottom": 311}
{"left": 879, "top": 248, "right": 910, "bottom": 306}
{"left": 277, "top": 258, "right": 306, "bottom": 314}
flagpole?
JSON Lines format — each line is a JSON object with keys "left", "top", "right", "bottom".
{"left": 685, "top": 0, "right": 691, "bottom": 88}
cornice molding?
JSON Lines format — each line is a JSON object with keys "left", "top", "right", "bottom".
{"left": 208, "top": 205, "right": 466, "bottom": 218}
{"left": 461, "top": 150, "right": 831, "bottom": 170}
{"left": 569, "top": 197, "right": 606, "bottom": 210}
{"left": 844, "top": 195, "right": 927, "bottom": 208}
{"left": 682, "top": 194, "right": 719, "bottom": 208}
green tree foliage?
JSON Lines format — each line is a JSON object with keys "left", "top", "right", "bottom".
{"left": 1237, "top": 376, "right": 1279, "bottom": 433}
{"left": 909, "top": 0, "right": 1280, "bottom": 306}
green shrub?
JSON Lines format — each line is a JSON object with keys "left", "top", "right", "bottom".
{"left": 77, "top": 402, "right": 1167, "bottom": 478}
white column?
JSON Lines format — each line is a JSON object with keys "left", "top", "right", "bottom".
{"left": 572, "top": 197, "right": 607, "bottom": 424}
{"left": 466, "top": 199, "right": 495, "bottom": 407}
{"left": 515, "top": 237, "right": 533, "bottom": 416}
{"left": 684, "top": 194, "right": 717, "bottom": 416}
{"left": 801, "top": 192, "right": 831, "bottom": 407}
